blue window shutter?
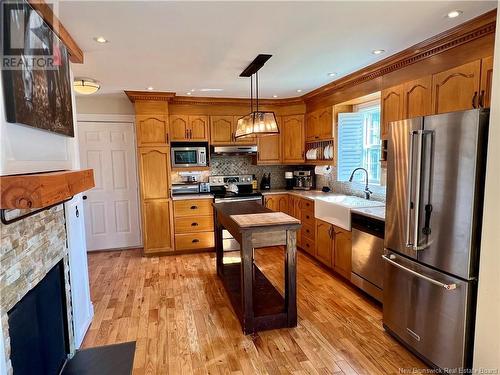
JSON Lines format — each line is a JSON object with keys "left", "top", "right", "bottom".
{"left": 338, "top": 113, "right": 365, "bottom": 181}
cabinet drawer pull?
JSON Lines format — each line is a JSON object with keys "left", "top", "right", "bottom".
{"left": 190, "top": 205, "right": 198, "bottom": 210}
{"left": 306, "top": 243, "right": 310, "bottom": 248}
{"left": 306, "top": 229, "right": 310, "bottom": 233}
{"left": 472, "top": 91, "right": 478, "bottom": 108}
{"left": 192, "top": 239, "right": 199, "bottom": 243}
{"left": 191, "top": 222, "right": 198, "bottom": 226}
{"left": 305, "top": 215, "right": 310, "bottom": 219}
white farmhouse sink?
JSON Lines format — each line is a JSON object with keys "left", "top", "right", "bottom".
{"left": 314, "top": 195, "right": 385, "bottom": 231}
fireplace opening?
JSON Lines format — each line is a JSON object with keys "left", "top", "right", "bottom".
{"left": 7, "top": 261, "right": 69, "bottom": 375}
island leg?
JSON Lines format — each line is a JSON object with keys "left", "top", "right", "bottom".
{"left": 241, "top": 232, "right": 254, "bottom": 334}
{"left": 215, "top": 212, "right": 224, "bottom": 278}
{"left": 285, "top": 229, "right": 298, "bottom": 327}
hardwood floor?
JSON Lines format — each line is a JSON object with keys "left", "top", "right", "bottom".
{"left": 83, "top": 248, "right": 425, "bottom": 374}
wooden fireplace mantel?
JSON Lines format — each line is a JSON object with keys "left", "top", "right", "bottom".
{"left": 0, "top": 169, "right": 95, "bottom": 209}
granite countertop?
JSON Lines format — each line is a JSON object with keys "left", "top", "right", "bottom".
{"left": 171, "top": 194, "right": 214, "bottom": 201}
{"left": 351, "top": 206, "right": 386, "bottom": 221}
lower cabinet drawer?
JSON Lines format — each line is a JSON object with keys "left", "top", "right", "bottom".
{"left": 175, "top": 215, "right": 214, "bottom": 234}
{"left": 302, "top": 223, "right": 315, "bottom": 240}
{"left": 175, "top": 232, "right": 214, "bottom": 250}
{"left": 301, "top": 211, "right": 315, "bottom": 227}
{"left": 300, "top": 236, "right": 315, "bottom": 256}
{"left": 174, "top": 199, "right": 213, "bottom": 217}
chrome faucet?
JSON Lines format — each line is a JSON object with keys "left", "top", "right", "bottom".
{"left": 348, "top": 168, "right": 372, "bottom": 200}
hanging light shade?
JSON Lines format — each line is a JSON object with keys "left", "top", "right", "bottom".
{"left": 234, "top": 54, "right": 279, "bottom": 139}
{"left": 235, "top": 111, "right": 279, "bottom": 138}
{"left": 73, "top": 78, "right": 100, "bottom": 95}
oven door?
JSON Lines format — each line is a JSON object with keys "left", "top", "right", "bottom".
{"left": 171, "top": 148, "right": 203, "bottom": 168}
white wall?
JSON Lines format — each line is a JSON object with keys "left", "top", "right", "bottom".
{"left": 75, "top": 92, "right": 134, "bottom": 115}
{"left": 473, "top": 5, "right": 500, "bottom": 371}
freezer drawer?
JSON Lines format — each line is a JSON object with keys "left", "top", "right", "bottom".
{"left": 383, "top": 251, "right": 475, "bottom": 370}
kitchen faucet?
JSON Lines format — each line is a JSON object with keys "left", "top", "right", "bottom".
{"left": 348, "top": 168, "right": 372, "bottom": 200}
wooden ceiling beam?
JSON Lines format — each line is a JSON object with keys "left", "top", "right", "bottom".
{"left": 28, "top": 0, "right": 84, "bottom": 64}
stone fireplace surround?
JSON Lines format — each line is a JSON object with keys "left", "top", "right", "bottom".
{"left": 0, "top": 205, "right": 75, "bottom": 374}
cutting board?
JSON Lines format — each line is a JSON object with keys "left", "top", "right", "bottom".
{"left": 231, "top": 212, "right": 300, "bottom": 228}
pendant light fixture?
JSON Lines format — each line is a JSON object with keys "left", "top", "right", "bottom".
{"left": 235, "top": 54, "right": 279, "bottom": 139}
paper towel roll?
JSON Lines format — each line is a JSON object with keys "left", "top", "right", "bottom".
{"left": 314, "top": 165, "right": 333, "bottom": 176}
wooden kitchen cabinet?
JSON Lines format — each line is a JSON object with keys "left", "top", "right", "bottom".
{"left": 431, "top": 60, "right": 481, "bottom": 114}
{"left": 257, "top": 133, "right": 281, "bottom": 164}
{"left": 138, "top": 147, "right": 174, "bottom": 254}
{"left": 305, "top": 107, "right": 334, "bottom": 141}
{"left": 136, "top": 115, "right": 169, "bottom": 146}
{"left": 173, "top": 198, "right": 214, "bottom": 251}
{"left": 402, "top": 76, "right": 433, "bottom": 119}
{"left": 305, "top": 112, "right": 319, "bottom": 141}
{"left": 138, "top": 147, "right": 170, "bottom": 199}
{"left": 264, "top": 194, "right": 288, "bottom": 213}
{"left": 210, "top": 116, "right": 255, "bottom": 145}
{"left": 315, "top": 219, "right": 333, "bottom": 267}
{"left": 333, "top": 225, "right": 352, "bottom": 280}
{"left": 480, "top": 56, "right": 493, "bottom": 108}
{"left": 170, "top": 115, "right": 209, "bottom": 141}
{"left": 381, "top": 85, "right": 404, "bottom": 139}
{"left": 281, "top": 115, "right": 305, "bottom": 163}
{"left": 264, "top": 195, "right": 278, "bottom": 211}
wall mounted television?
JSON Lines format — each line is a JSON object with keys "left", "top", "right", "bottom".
{"left": 1, "top": 0, "right": 74, "bottom": 137}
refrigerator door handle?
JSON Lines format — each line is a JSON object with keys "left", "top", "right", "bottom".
{"left": 382, "top": 254, "right": 457, "bottom": 290}
{"left": 412, "top": 130, "right": 425, "bottom": 250}
{"left": 405, "top": 131, "right": 416, "bottom": 248}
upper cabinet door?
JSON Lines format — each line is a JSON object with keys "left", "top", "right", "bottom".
{"left": 281, "top": 115, "right": 305, "bottom": 164}
{"left": 170, "top": 115, "right": 189, "bottom": 141}
{"left": 480, "top": 56, "right": 493, "bottom": 108}
{"left": 431, "top": 60, "right": 481, "bottom": 114}
{"left": 305, "top": 112, "right": 319, "bottom": 141}
{"left": 318, "top": 107, "right": 334, "bottom": 140}
{"left": 381, "top": 85, "right": 404, "bottom": 140}
{"left": 136, "top": 115, "right": 169, "bottom": 146}
{"left": 138, "top": 147, "right": 170, "bottom": 200}
{"left": 210, "top": 116, "right": 234, "bottom": 145}
{"left": 402, "top": 76, "right": 433, "bottom": 119}
{"left": 233, "top": 115, "right": 257, "bottom": 145}
{"left": 188, "top": 115, "right": 209, "bottom": 141}
{"left": 257, "top": 116, "right": 281, "bottom": 164}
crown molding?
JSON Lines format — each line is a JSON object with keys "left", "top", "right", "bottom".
{"left": 170, "top": 96, "right": 304, "bottom": 107}
{"left": 125, "top": 90, "right": 177, "bottom": 102}
{"left": 302, "top": 9, "right": 497, "bottom": 103}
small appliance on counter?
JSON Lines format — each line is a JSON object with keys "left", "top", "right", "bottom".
{"left": 285, "top": 172, "right": 294, "bottom": 190}
{"left": 171, "top": 183, "right": 203, "bottom": 195}
{"left": 293, "top": 170, "right": 313, "bottom": 190}
{"left": 171, "top": 142, "right": 208, "bottom": 168}
{"left": 260, "top": 173, "right": 271, "bottom": 190}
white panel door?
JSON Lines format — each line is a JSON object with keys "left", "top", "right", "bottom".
{"left": 65, "top": 195, "right": 93, "bottom": 348}
{"left": 78, "top": 121, "right": 141, "bottom": 250}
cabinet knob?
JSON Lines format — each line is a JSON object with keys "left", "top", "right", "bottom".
{"left": 190, "top": 205, "right": 198, "bottom": 210}
{"left": 191, "top": 222, "right": 198, "bottom": 226}
{"left": 82, "top": 195, "right": 87, "bottom": 200}
{"left": 192, "top": 239, "right": 199, "bottom": 243}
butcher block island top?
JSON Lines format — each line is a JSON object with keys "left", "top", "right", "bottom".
{"left": 213, "top": 201, "right": 301, "bottom": 334}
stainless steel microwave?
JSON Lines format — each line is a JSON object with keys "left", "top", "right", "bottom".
{"left": 171, "top": 145, "right": 207, "bottom": 168}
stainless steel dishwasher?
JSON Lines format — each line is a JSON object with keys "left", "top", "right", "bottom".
{"left": 350, "top": 213, "right": 385, "bottom": 302}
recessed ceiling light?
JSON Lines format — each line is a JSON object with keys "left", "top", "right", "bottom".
{"left": 190, "top": 89, "right": 195, "bottom": 92}
{"left": 447, "top": 10, "right": 463, "bottom": 19}
{"left": 94, "top": 36, "right": 109, "bottom": 44}
{"left": 273, "top": 95, "right": 278, "bottom": 98}
{"left": 328, "top": 72, "right": 337, "bottom": 77}
{"left": 372, "top": 49, "right": 386, "bottom": 55}
{"left": 186, "top": 92, "right": 192, "bottom": 95}
{"left": 146, "top": 86, "right": 154, "bottom": 91}
{"left": 296, "top": 89, "right": 302, "bottom": 93}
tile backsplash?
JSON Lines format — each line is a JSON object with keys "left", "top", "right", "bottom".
{"left": 171, "top": 155, "right": 305, "bottom": 189}
{"left": 316, "top": 166, "right": 387, "bottom": 202}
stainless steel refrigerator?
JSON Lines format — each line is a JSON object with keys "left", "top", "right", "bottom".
{"left": 383, "top": 109, "right": 489, "bottom": 370}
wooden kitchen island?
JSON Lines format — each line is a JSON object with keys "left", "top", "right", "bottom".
{"left": 213, "top": 201, "right": 301, "bottom": 334}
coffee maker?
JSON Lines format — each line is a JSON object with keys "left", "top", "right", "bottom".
{"left": 293, "top": 170, "right": 313, "bottom": 190}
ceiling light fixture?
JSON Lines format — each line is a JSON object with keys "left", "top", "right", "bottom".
{"left": 186, "top": 92, "right": 192, "bottom": 95}
{"left": 73, "top": 78, "right": 100, "bottom": 95}
{"left": 273, "top": 95, "right": 278, "bottom": 98}
{"left": 296, "top": 89, "right": 303, "bottom": 93}
{"left": 94, "top": 36, "right": 109, "bottom": 44}
{"left": 372, "top": 49, "right": 386, "bottom": 55}
{"left": 147, "top": 86, "right": 154, "bottom": 91}
{"left": 447, "top": 10, "right": 463, "bottom": 19}
{"left": 235, "top": 54, "right": 279, "bottom": 139}
{"left": 328, "top": 72, "right": 337, "bottom": 77}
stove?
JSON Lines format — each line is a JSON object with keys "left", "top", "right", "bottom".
{"left": 209, "top": 175, "right": 263, "bottom": 203}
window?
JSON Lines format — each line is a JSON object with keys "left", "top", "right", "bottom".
{"left": 337, "top": 103, "right": 381, "bottom": 184}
